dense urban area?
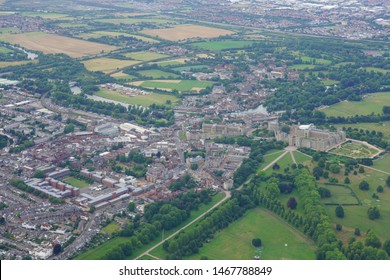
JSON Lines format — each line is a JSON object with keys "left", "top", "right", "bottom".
{"left": 0, "top": 0, "right": 389, "bottom": 261}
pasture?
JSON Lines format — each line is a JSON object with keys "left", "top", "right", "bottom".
{"left": 142, "top": 24, "right": 235, "bottom": 41}
{"left": 111, "top": 71, "right": 137, "bottom": 81}
{"left": 328, "top": 142, "right": 380, "bottom": 158}
{"left": 185, "top": 208, "right": 316, "bottom": 260}
{"left": 62, "top": 177, "right": 90, "bottom": 188}
{"left": 96, "top": 17, "right": 173, "bottom": 25}
{"left": 152, "top": 58, "right": 187, "bottom": 67}
{"left": 137, "top": 69, "right": 180, "bottom": 79}
{"left": 129, "top": 79, "right": 213, "bottom": 93}
{"left": 124, "top": 51, "right": 168, "bottom": 61}
{"left": 320, "top": 92, "right": 390, "bottom": 117}
{"left": 319, "top": 183, "right": 360, "bottom": 205}
{"left": 82, "top": 58, "right": 140, "bottom": 74}
{"left": 1, "top": 32, "right": 117, "bottom": 58}
{"left": 95, "top": 89, "right": 180, "bottom": 106}
{"left": 191, "top": 40, "right": 254, "bottom": 51}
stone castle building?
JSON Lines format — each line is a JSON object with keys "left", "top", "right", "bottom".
{"left": 201, "top": 123, "right": 248, "bottom": 139}
{"left": 269, "top": 122, "right": 346, "bottom": 151}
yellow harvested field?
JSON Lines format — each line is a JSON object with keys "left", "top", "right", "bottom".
{"left": 142, "top": 24, "right": 235, "bottom": 41}
{"left": 82, "top": 58, "right": 140, "bottom": 74}
{"left": 130, "top": 81, "right": 144, "bottom": 86}
{"left": 111, "top": 71, "right": 129, "bottom": 77}
{"left": 2, "top": 32, "right": 117, "bottom": 58}
{"left": 0, "top": 60, "right": 35, "bottom": 68}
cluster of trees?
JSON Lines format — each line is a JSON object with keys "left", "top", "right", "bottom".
{"left": 344, "top": 231, "right": 389, "bottom": 260}
{"left": 168, "top": 174, "right": 198, "bottom": 191}
{"left": 115, "top": 151, "right": 152, "bottom": 178}
{"left": 101, "top": 190, "right": 213, "bottom": 259}
{"left": 343, "top": 128, "right": 389, "bottom": 150}
{"left": 0, "top": 135, "right": 10, "bottom": 150}
{"left": 9, "top": 140, "right": 34, "bottom": 154}
{"left": 10, "top": 179, "right": 64, "bottom": 204}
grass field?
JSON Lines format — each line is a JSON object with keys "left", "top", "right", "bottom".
{"left": 95, "top": 89, "right": 180, "bottom": 106}
{"left": 335, "top": 122, "right": 390, "bottom": 141}
{"left": 184, "top": 208, "right": 316, "bottom": 260}
{"left": 21, "top": 12, "right": 73, "bottom": 20}
{"left": 152, "top": 58, "right": 187, "bottom": 67}
{"left": 320, "top": 92, "right": 390, "bottom": 117}
{"left": 319, "top": 183, "right": 360, "bottom": 205}
{"left": 62, "top": 177, "right": 90, "bottom": 188}
{"left": 79, "top": 32, "right": 158, "bottom": 43}
{"left": 372, "top": 154, "right": 390, "bottom": 173}
{"left": 75, "top": 192, "right": 225, "bottom": 260}
{"left": 96, "top": 18, "right": 173, "bottom": 25}
{"left": 1, "top": 32, "right": 117, "bottom": 58}
{"left": 289, "top": 64, "right": 317, "bottom": 70}
{"left": 130, "top": 79, "right": 213, "bottom": 93}
{"left": 137, "top": 69, "right": 180, "bottom": 79}
{"left": 0, "top": 46, "right": 12, "bottom": 53}
{"left": 328, "top": 142, "right": 379, "bottom": 158}
{"left": 257, "top": 150, "right": 285, "bottom": 172}
{"left": 191, "top": 40, "right": 254, "bottom": 51}
{"left": 0, "top": 60, "right": 34, "bottom": 68}
{"left": 291, "top": 52, "right": 332, "bottom": 65}
{"left": 264, "top": 152, "right": 294, "bottom": 175}
{"left": 364, "top": 67, "right": 389, "bottom": 74}
{"left": 102, "top": 221, "right": 121, "bottom": 235}
{"left": 124, "top": 51, "right": 168, "bottom": 61}
{"left": 111, "top": 71, "right": 137, "bottom": 81}
{"left": 82, "top": 58, "right": 139, "bottom": 74}
{"left": 173, "top": 65, "right": 209, "bottom": 71}
{"left": 142, "top": 24, "right": 234, "bottom": 41}
{"left": 57, "top": 23, "right": 88, "bottom": 28}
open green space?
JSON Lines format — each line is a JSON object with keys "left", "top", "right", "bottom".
{"left": 21, "top": 12, "right": 73, "bottom": 20}
{"left": 62, "top": 176, "right": 90, "bottom": 188}
{"left": 319, "top": 183, "right": 360, "bottom": 205}
{"left": 264, "top": 152, "right": 294, "bottom": 175}
{"left": 75, "top": 192, "right": 226, "bottom": 260}
{"left": 190, "top": 40, "right": 255, "bottom": 51}
{"left": 184, "top": 208, "right": 316, "bottom": 260}
{"left": 257, "top": 150, "right": 285, "bottom": 172}
{"left": 124, "top": 51, "right": 169, "bottom": 61}
{"left": 289, "top": 64, "right": 317, "bottom": 70}
{"left": 102, "top": 221, "right": 121, "bottom": 235}
{"left": 130, "top": 80, "right": 213, "bottom": 93}
{"left": 95, "top": 18, "right": 174, "bottom": 25}
{"left": 95, "top": 89, "right": 180, "bottom": 106}
{"left": 322, "top": 79, "right": 339, "bottom": 86}
{"left": 372, "top": 154, "right": 390, "bottom": 173}
{"left": 137, "top": 70, "right": 180, "bottom": 79}
{"left": 328, "top": 142, "right": 379, "bottom": 158}
{"left": 291, "top": 52, "right": 332, "bottom": 65}
{"left": 0, "top": 46, "right": 12, "bottom": 53}
{"left": 292, "top": 151, "right": 312, "bottom": 164}
{"left": 320, "top": 92, "right": 390, "bottom": 117}
{"left": 364, "top": 67, "right": 389, "bottom": 74}
{"left": 173, "top": 65, "right": 209, "bottom": 71}
{"left": 335, "top": 122, "right": 390, "bottom": 141}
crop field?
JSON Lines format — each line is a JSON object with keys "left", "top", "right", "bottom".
{"left": 79, "top": 31, "right": 134, "bottom": 39}
{"left": 95, "top": 89, "right": 180, "bottom": 106}
{"left": 95, "top": 17, "right": 174, "bottom": 25}
{"left": 82, "top": 58, "right": 140, "bottom": 74}
{"left": 152, "top": 58, "right": 187, "bottom": 67}
{"left": 320, "top": 92, "right": 390, "bottom": 117}
{"left": 111, "top": 71, "right": 137, "bottom": 81}
{"left": 0, "top": 60, "right": 34, "bottom": 68}
{"left": 102, "top": 222, "right": 121, "bottom": 235}
{"left": 142, "top": 24, "right": 235, "bottom": 41}
{"left": 124, "top": 51, "right": 169, "bottom": 61}
{"left": 372, "top": 154, "right": 390, "bottom": 173}
{"left": 319, "top": 183, "right": 360, "bottom": 205}
{"left": 335, "top": 121, "right": 390, "bottom": 141}
{"left": 173, "top": 65, "right": 209, "bottom": 71}
{"left": 129, "top": 79, "right": 213, "bottom": 93}
{"left": 57, "top": 23, "right": 88, "bottom": 28}
{"left": 21, "top": 12, "right": 73, "bottom": 20}
{"left": 191, "top": 40, "right": 254, "bottom": 51}
{"left": 62, "top": 177, "right": 90, "bottom": 188}
{"left": 328, "top": 142, "right": 380, "bottom": 158}
{"left": 1, "top": 32, "right": 117, "bottom": 58}
{"left": 186, "top": 208, "right": 316, "bottom": 260}
{"left": 137, "top": 69, "right": 180, "bottom": 79}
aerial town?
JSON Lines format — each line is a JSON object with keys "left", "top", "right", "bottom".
{"left": 0, "top": 0, "right": 389, "bottom": 262}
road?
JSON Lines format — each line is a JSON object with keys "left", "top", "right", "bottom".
{"left": 135, "top": 190, "right": 231, "bottom": 260}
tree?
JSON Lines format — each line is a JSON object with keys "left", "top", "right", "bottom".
{"left": 0, "top": 216, "right": 5, "bottom": 226}
{"left": 318, "top": 187, "right": 331, "bottom": 198}
{"left": 128, "top": 202, "right": 136, "bottom": 212}
{"left": 63, "top": 124, "right": 75, "bottom": 134}
{"left": 33, "top": 170, "right": 45, "bottom": 179}
{"left": 386, "top": 176, "right": 390, "bottom": 188}
{"left": 383, "top": 240, "right": 390, "bottom": 256}
{"left": 377, "top": 185, "right": 384, "bottom": 193}
{"left": 53, "top": 243, "right": 62, "bottom": 255}
{"left": 272, "top": 162, "right": 280, "bottom": 170}
{"left": 335, "top": 205, "right": 345, "bottom": 218}
{"left": 336, "top": 224, "right": 342, "bottom": 231}
{"left": 287, "top": 197, "right": 297, "bottom": 210}
{"left": 281, "top": 125, "right": 290, "bottom": 134}
{"left": 354, "top": 228, "right": 361, "bottom": 236}
{"left": 365, "top": 231, "right": 381, "bottom": 248}
{"left": 359, "top": 180, "right": 370, "bottom": 191}
{"left": 344, "top": 177, "right": 350, "bottom": 184}
{"left": 367, "top": 206, "right": 380, "bottom": 220}
{"left": 359, "top": 166, "right": 365, "bottom": 173}
{"left": 329, "top": 164, "right": 340, "bottom": 174}
{"left": 252, "top": 238, "right": 262, "bottom": 247}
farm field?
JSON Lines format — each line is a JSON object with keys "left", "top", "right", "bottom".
{"left": 1, "top": 32, "right": 117, "bottom": 58}
{"left": 0, "top": 60, "right": 34, "bottom": 68}
{"left": 152, "top": 58, "right": 187, "bottom": 67}
{"left": 102, "top": 221, "right": 121, "bottom": 235}
{"left": 82, "top": 58, "right": 140, "bottom": 74}
{"left": 62, "top": 177, "right": 90, "bottom": 188}
{"left": 78, "top": 31, "right": 133, "bottom": 39}
{"left": 75, "top": 192, "right": 225, "bottom": 260}
{"left": 335, "top": 122, "right": 390, "bottom": 141}
{"left": 57, "top": 23, "right": 88, "bottom": 28}
{"left": 185, "top": 208, "right": 316, "bottom": 260}
{"left": 21, "top": 12, "right": 73, "bottom": 20}
{"left": 289, "top": 64, "right": 317, "bottom": 70}
{"left": 137, "top": 69, "right": 180, "bottom": 79}
{"left": 191, "top": 40, "right": 254, "bottom": 51}
{"left": 328, "top": 141, "right": 380, "bottom": 158}
{"left": 372, "top": 154, "right": 390, "bottom": 173}
{"left": 129, "top": 79, "right": 213, "bottom": 93}
{"left": 124, "top": 51, "right": 169, "bottom": 61}
{"left": 142, "top": 24, "right": 235, "bottom": 41}
{"left": 111, "top": 71, "right": 137, "bottom": 81}
{"left": 95, "top": 17, "right": 174, "bottom": 25}
{"left": 291, "top": 52, "right": 332, "bottom": 65}
{"left": 95, "top": 88, "right": 180, "bottom": 106}
{"left": 173, "top": 65, "right": 209, "bottom": 71}
{"left": 320, "top": 92, "right": 390, "bottom": 117}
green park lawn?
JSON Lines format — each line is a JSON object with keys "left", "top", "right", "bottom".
{"left": 185, "top": 208, "right": 316, "bottom": 260}
{"left": 62, "top": 177, "right": 90, "bottom": 188}
{"left": 264, "top": 152, "right": 294, "bottom": 175}
{"left": 320, "top": 92, "right": 390, "bottom": 117}
{"left": 132, "top": 80, "right": 213, "bottom": 93}
{"left": 318, "top": 183, "right": 360, "bottom": 205}
{"left": 372, "top": 154, "right": 390, "bottom": 173}
{"left": 257, "top": 149, "right": 285, "bottom": 172}
{"left": 102, "top": 221, "right": 121, "bottom": 235}
{"left": 292, "top": 151, "right": 312, "bottom": 165}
